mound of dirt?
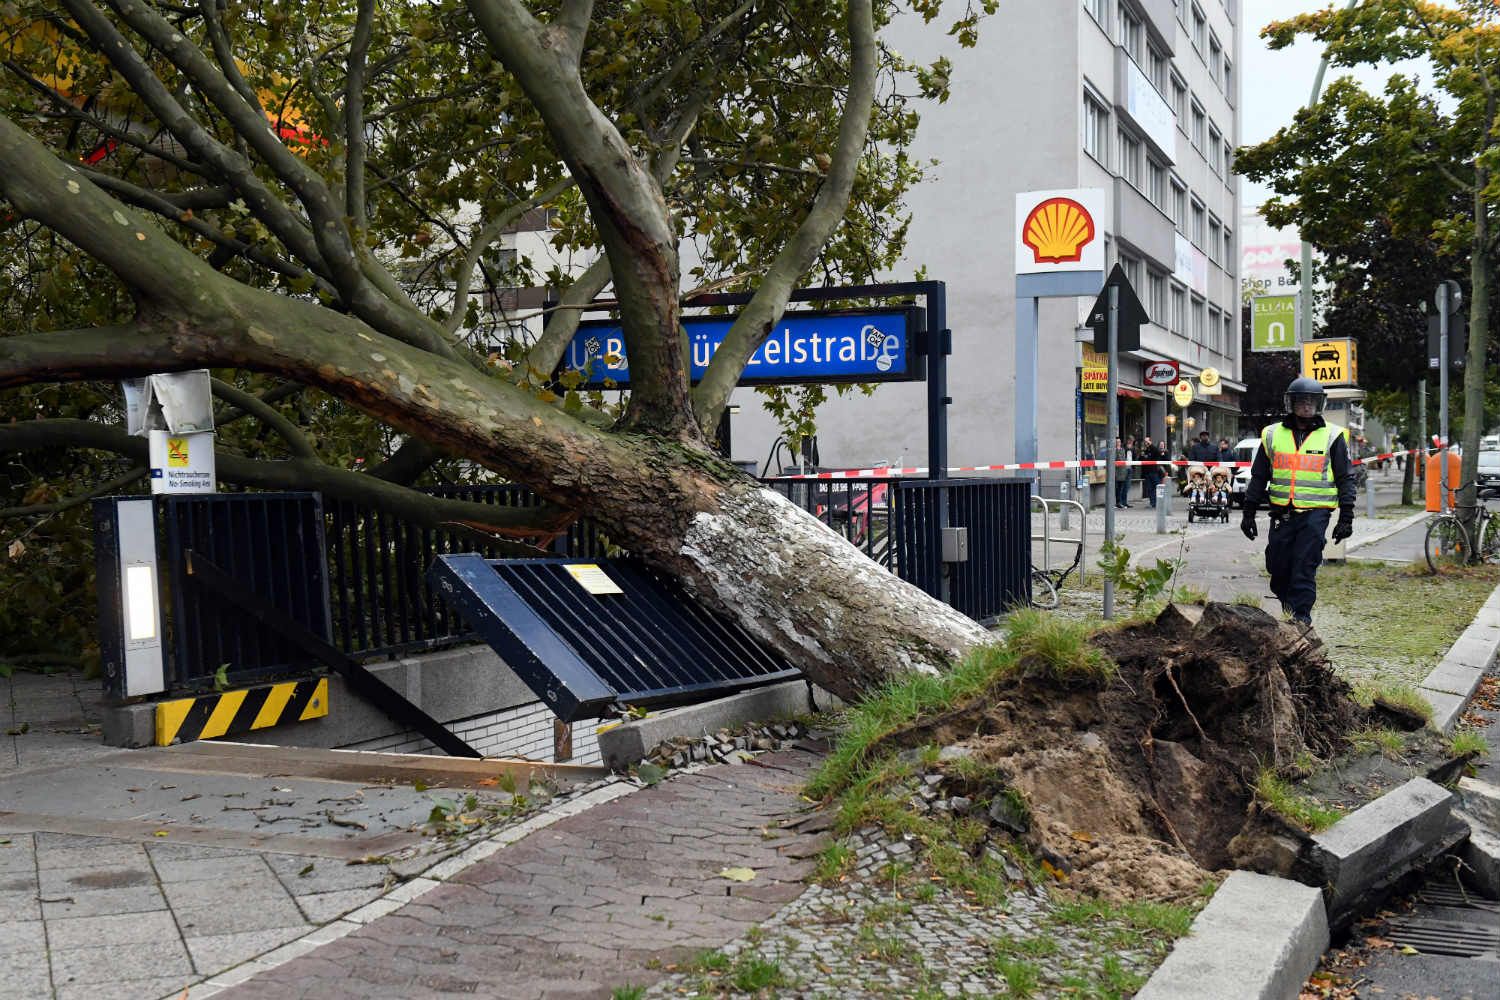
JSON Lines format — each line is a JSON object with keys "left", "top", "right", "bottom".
{"left": 883, "top": 602, "right": 1368, "bottom": 901}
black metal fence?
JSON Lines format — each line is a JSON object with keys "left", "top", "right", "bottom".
{"left": 762, "top": 476, "right": 1032, "bottom": 623}
{"left": 159, "top": 492, "right": 331, "bottom": 689}
{"left": 325, "top": 485, "right": 607, "bottom": 660}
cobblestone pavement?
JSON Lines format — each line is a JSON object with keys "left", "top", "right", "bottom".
{"left": 215, "top": 751, "right": 822, "bottom": 999}
{"left": 642, "top": 830, "right": 1168, "bottom": 1000}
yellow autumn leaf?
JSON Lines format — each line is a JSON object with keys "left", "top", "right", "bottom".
{"left": 1399, "top": 945, "right": 1419, "bottom": 955}
{"left": 153, "top": 830, "right": 169, "bottom": 838}
{"left": 717, "top": 867, "right": 756, "bottom": 882}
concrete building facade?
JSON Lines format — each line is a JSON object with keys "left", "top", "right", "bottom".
{"left": 733, "top": 0, "right": 1245, "bottom": 494}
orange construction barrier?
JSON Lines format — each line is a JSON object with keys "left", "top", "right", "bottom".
{"left": 1425, "top": 451, "right": 1462, "bottom": 512}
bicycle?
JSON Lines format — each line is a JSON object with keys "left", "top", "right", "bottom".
{"left": 1030, "top": 546, "right": 1082, "bottom": 610}
{"left": 1423, "top": 482, "right": 1500, "bottom": 572}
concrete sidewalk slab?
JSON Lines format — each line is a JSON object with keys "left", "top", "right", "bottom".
{"left": 1134, "top": 871, "right": 1327, "bottom": 1000}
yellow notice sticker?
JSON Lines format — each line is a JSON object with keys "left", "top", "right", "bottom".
{"left": 564, "top": 564, "right": 623, "bottom": 595}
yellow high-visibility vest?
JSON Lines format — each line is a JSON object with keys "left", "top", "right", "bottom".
{"left": 1262, "top": 423, "right": 1343, "bottom": 509}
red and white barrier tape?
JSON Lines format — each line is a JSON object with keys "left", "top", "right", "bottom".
{"left": 768, "top": 448, "right": 1427, "bottom": 481}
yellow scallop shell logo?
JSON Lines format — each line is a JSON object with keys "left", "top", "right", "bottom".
{"left": 1022, "top": 197, "right": 1096, "bottom": 264}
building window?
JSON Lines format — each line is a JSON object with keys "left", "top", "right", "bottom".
{"left": 1209, "top": 34, "right": 1223, "bottom": 87}
{"left": 1208, "top": 124, "right": 1222, "bottom": 175}
{"left": 1171, "top": 74, "right": 1188, "bottom": 127}
{"left": 1192, "top": 295, "right": 1206, "bottom": 344}
{"left": 1224, "top": 312, "right": 1234, "bottom": 357}
{"left": 1224, "top": 141, "right": 1235, "bottom": 182}
{"left": 1148, "top": 270, "right": 1168, "bottom": 320}
{"left": 1119, "top": 4, "right": 1144, "bottom": 63}
{"left": 1207, "top": 305, "right": 1221, "bottom": 349}
{"left": 1118, "top": 128, "right": 1143, "bottom": 188}
{"left": 1208, "top": 216, "right": 1221, "bottom": 264}
{"left": 1171, "top": 179, "right": 1187, "bottom": 227}
{"left": 1148, "top": 158, "right": 1167, "bottom": 209}
{"left": 1083, "top": 92, "right": 1109, "bottom": 163}
{"left": 1223, "top": 58, "right": 1233, "bottom": 98}
{"left": 1191, "top": 3, "right": 1206, "bottom": 53}
{"left": 1191, "top": 100, "right": 1206, "bottom": 150}
{"left": 1084, "top": 0, "right": 1108, "bottom": 27}
{"left": 1223, "top": 227, "right": 1234, "bottom": 269}
{"left": 1171, "top": 285, "right": 1187, "bottom": 335}
{"left": 1191, "top": 198, "right": 1205, "bottom": 246}
{"left": 1120, "top": 253, "right": 1144, "bottom": 292}
{"left": 1148, "top": 45, "right": 1168, "bottom": 92}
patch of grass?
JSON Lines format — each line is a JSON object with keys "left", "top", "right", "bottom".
{"left": 991, "top": 932, "right": 1059, "bottom": 959}
{"left": 1005, "top": 609, "right": 1117, "bottom": 684}
{"left": 1317, "top": 560, "right": 1500, "bottom": 686}
{"left": 1255, "top": 770, "right": 1346, "bottom": 832}
{"left": 912, "top": 881, "right": 938, "bottom": 903}
{"left": 1348, "top": 726, "right": 1408, "bottom": 757}
{"left": 862, "top": 900, "right": 913, "bottom": 925}
{"left": 687, "top": 950, "right": 731, "bottom": 973}
{"left": 1232, "top": 591, "right": 1265, "bottom": 607}
{"left": 1100, "top": 954, "right": 1147, "bottom": 994}
{"left": 1449, "top": 727, "right": 1490, "bottom": 758}
{"left": 728, "top": 953, "right": 786, "bottom": 992}
{"left": 813, "top": 842, "right": 854, "bottom": 884}
{"left": 991, "top": 954, "right": 1041, "bottom": 997}
{"left": 610, "top": 987, "right": 645, "bottom": 1000}
{"left": 855, "top": 923, "right": 915, "bottom": 963}
{"left": 1351, "top": 682, "right": 1435, "bottom": 724}
{"left": 1169, "top": 583, "right": 1209, "bottom": 605}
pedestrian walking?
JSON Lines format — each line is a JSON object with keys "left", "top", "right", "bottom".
{"left": 1240, "top": 377, "right": 1357, "bottom": 628}
{"left": 1141, "top": 436, "right": 1164, "bottom": 505}
{"left": 1217, "top": 437, "right": 1235, "bottom": 465}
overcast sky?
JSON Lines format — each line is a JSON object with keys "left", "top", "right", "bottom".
{"left": 1240, "top": 1, "right": 1431, "bottom": 210}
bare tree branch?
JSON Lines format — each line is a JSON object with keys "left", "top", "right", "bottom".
{"left": 0, "top": 468, "right": 147, "bottom": 520}
{"left": 522, "top": 254, "right": 613, "bottom": 375}
{"left": 196, "top": 0, "right": 264, "bottom": 114}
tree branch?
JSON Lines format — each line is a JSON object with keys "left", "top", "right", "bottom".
{"left": 555, "top": 0, "right": 595, "bottom": 56}
{"left": 196, "top": 0, "right": 264, "bottom": 114}
{"left": 0, "top": 419, "right": 573, "bottom": 550}
{"left": 0, "top": 467, "right": 147, "bottom": 520}
{"left": 522, "top": 254, "right": 613, "bottom": 375}
{"left": 693, "top": 0, "right": 877, "bottom": 428}
{"left": 345, "top": 0, "right": 375, "bottom": 230}
{"left": 365, "top": 438, "right": 444, "bottom": 484}
{"left": 208, "top": 377, "right": 318, "bottom": 460}
{"left": 445, "top": 175, "right": 575, "bottom": 336}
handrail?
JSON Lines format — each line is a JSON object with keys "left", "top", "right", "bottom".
{"left": 1031, "top": 495, "right": 1087, "bottom": 583}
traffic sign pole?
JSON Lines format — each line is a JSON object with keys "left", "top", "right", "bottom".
{"left": 1437, "top": 280, "right": 1460, "bottom": 513}
{"left": 1104, "top": 284, "right": 1118, "bottom": 621}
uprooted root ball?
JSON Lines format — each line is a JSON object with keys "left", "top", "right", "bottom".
{"left": 876, "top": 602, "right": 1366, "bottom": 901}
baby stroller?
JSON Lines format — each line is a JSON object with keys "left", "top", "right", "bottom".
{"left": 1187, "top": 468, "right": 1231, "bottom": 523}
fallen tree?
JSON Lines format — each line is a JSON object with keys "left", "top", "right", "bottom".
{"left": 0, "top": 1, "right": 992, "bottom": 695}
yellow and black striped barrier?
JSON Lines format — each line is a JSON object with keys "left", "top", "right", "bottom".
{"left": 155, "top": 678, "right": 329, "bottom": 746}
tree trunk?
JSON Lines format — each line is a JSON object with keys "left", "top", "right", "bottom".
{"left": 1458, "top": 177, "right": 1490, "bottom": 546}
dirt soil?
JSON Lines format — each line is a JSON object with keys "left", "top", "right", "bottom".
{"left": 882, "top": 602, "right": 1371, "bottom": 902}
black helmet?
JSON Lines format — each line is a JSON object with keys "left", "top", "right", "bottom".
{"left": 1284, "top": 376, "right": 1326, "bottom": 414}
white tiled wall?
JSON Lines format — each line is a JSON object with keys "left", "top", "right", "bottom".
{"left": 342, "top": 699, "right": 605, "bottom": 765}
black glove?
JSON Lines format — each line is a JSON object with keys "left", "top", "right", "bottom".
{"left": 1332, "top": 514, "right": 1353, "bottom": 542}
{"left": 1240, "top": 510, "right": 1257, "bottom": 541}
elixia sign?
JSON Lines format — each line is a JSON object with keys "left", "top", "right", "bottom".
{"left": 563, "top": 307, "right": 925, "bottom": 389}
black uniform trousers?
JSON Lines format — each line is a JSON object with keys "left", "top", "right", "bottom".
{"left": 1265, "top": 507, "right": 1331, "bottom": 619}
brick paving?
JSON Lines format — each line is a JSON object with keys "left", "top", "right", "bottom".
{"left": 217, "top": 751, "right": 822, "bottom": 999}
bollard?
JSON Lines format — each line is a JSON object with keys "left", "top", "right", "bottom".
{"left": 1366, "top": 470, "right": 1377, "bottom": 520}
{"left": 1162, "top": 475, "right": 1173, "bottom": 516}
{"left": 1156, "top": 484, "right": 1167, "bottom": 534}
{"left": 1059, "top": 480, "right": 1071, "bottom": 532}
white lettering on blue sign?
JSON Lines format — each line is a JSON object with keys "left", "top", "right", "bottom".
{"left": 564, "top": 310, "right": 918, "bottom": 388}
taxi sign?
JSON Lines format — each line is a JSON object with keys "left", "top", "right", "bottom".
{"left": 1172, "top": 379, "right": 1194, "bottom": 407}
{"left": 1301, "top": 338, "right": 1357, "bottom": 387}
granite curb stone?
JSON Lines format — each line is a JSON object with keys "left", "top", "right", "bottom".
{"left": 1133, "top": 871, "right": 1327, "bottom": 1000}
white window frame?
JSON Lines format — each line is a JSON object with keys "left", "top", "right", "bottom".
{"left": 1191, "top": 100, "right": 1206, "bottom": 151}
{"left": 1083, "top": 91, "right": 1109, "bottom": 163}
{"left": 1191, "top": 198, "right": 1206, "bottom": 246}
{"left": 1118, "top": 127, "right": 1143, "bottom": 189}
{"left": 1084, "top": 0, "right": 1109, "bottom": 27}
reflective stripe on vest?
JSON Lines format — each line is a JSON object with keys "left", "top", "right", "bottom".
{"left": 1264, "top": 423, "right": 1341, "bottom": 509}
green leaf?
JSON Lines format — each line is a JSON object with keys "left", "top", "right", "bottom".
{"left": 212, "top": 664, "right": 230, "bottom": 693}
{"left": 636, "top": 761, "right": 667, "bottom": 786}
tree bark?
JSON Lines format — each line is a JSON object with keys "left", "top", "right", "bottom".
{"left": 1458, "top": 167, "right": 1490, "bottom": 546}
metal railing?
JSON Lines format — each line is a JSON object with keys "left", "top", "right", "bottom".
{"left": 1031, "top": 494, "right": 1087, "bottom": 583}
{"left": 326, "top": 485, "right": 606, "bottom": 660}
{"left": 763, "top": 476, "right": 1032, "bottom": 624}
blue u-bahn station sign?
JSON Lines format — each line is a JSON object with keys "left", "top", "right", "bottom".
{"left": 562, "top": 307, "right": 926, "bottom": 389}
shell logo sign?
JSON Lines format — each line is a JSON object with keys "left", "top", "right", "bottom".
{"left": 1022, "top": 198, "right": 1095, "bottom": 264}
{"left": 1015, "top": 189, "right": 1106, "bottom": 275}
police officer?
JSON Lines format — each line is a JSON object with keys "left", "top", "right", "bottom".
{"left": 1240, "top": 377, "right": 1357, "bottom": 627}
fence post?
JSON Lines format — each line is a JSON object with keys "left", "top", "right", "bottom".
{"left": 1059, "top": 480, "right": 1071, "bottom": 532}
